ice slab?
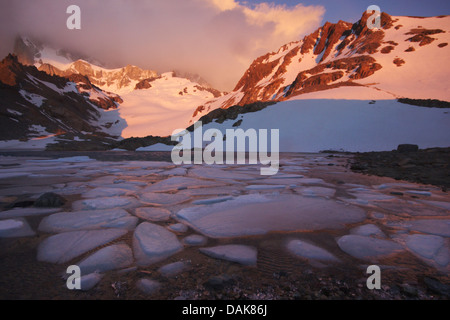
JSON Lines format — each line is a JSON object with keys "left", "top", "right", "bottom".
{"left": 135, "top": 207, "right": 172, "bottom": 222}
{"left": 28, "top": 156, "right": 94, "bottom": 163}
{"left": 287, "top": 240, "right": 339, "bottom": 262}
{"left": 162, "top": 167, "right": 187, "bottom": 176}
{"left": 189, "top": 167, "right": 256, "bottom": 181}
{"left": 80, "top": 272, "right": 103, "bottom": 291}
{"left": 376, "top": 201, "right": 448, "bottom": 217}
{"left": 140, "top": 192, "right": 191, "bottom": 206}
{"left": 177, "top": 186, "right": 240, "bottom": 197}
{"left": 405, "top": 219, "right": 450, "bottom": 237}
{"left": 136, "top": 279, "right": 161, "bottom": 295}
{"left": 168, "top": 223, "right": 188, "bottom": 233}
{"left": 348, "top": 191, "right": 396, "bottom": 202}
{"left": 37, "top": 229, "right": 128, "bottom": 264}
{"left": 406, "top": 234, "right": 449, "bottom": 268}
{"left": 72, "top": 196, "right": 140, "bottom": 211}
{"left": 200, "top": 245, "right": 257, "bottom": 266}
{"left": 298, "top": 178, "right": 329, "bottom": 185}
{"left": 0, "top": 218, "right": 35, "bottom": 238}
{"left": 176, "top": 194, "right": 366, "bottom": 238}
{"left": 82, "top": 187, "right": 133, "bottom": 198}
{"left": 245, "top": 185, "right": 286, "bottom": 190}
{"left": 405, "top": 190, "right": 432, "bottom": 197}
{"left": 297, "top": 187, "right": 335, "bottom": 198}
{"left": 0, "top": 207, "right": 61, "bottom": 219}
{"left": 39, "top": 209, "right": 138, "bottom": 233}
{"left": 104, "top": 183, "right": 143, "bottom": 192}
{"left": 77, "top": 244, "right": 133, "bottom": 275}
{"left": 192, "top": 196, "right": 233, "bottom": 205}
{"left": 420, "top": 200, "right": 450, "bottom": 211}
{"left": 133, "top": 222, "right": 183, "bottom": 266}
{"left": 158, "top": 261, "right": 190, "bottom": 277}
{"left": 374, "top": 183, "right": 421, "bottom": 190}
{"left": 406, "top": 234, "right": 444, "bottom": 259}
{"left": 337, "top": 235, "right": 403, "bottom": 261}
{"left": 182, "top": 234, "right": 208, "bottom": 246}
{"left": 0, "top": 172, "right": 29, "bottom": 179}
{"left": 143, "top": 177, "right": 226, "bottom": 193}
{"left": 350, "top": 224, "right": 386, "bottom": 238}
{"left": 114, "top": 161, "right": 172, "bottom": 169}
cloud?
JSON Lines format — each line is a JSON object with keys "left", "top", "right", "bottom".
{"left": 0, "top": 0, "right": 325, "bottom": 90}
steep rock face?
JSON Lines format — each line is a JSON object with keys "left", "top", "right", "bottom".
{"left": 236, "top": 12, "right": 392, "bottom": 105}
{"left": 0, "top": 54, "right": 123, "bottom": 142}
{"left": 190, "top": 12, "right": 400, "bottom": 121}
{"left": 37, "top": 60, "right": 159, "bottom": 94}
{"left": 191, "top": 12, "right": 450, "bottom": 123}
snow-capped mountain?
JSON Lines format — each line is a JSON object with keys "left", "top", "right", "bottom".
{"left": 8, "top": 36, "right": 225, "bottom": 141}
{"left": 15, "top": 36, "right": 160, "bottom": 95}
{"left": 119, "top": 71, "right": 223, "bottom": 138}
{"left": 0, "top": 54, "right": 126, "bottom": 149}
{"left": 192, "top": 12, "right": 450, "bottom": 122}
{"left": 2, "top": 12, "right": 449, "bottom": 152}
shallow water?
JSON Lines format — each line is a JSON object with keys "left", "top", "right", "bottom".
{"left": 0, "top": 151, "right": 448, "bottom": 299}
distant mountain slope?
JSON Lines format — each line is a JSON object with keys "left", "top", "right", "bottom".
{"left": 119, "top": 72, "right": 223, "bottom": 137}
{"left": 191, "top": 12, "right": 450, "bottom": 122}
{"left": 0, "top": 54, "right": 126, "bottom": 149}
{"left": 13, "top": 36, "right": 224, "bottom": 138}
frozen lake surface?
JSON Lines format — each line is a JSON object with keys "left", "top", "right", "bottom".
{"left": 0, "top": 152, "right": 448, "bottom": 298}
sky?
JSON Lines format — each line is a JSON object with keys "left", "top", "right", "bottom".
{"left": 0, "top": 0, "right": 448, "bottom": 91}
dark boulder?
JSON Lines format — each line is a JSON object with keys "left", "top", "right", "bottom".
{"left": 397, "top": 144, "right": 419, "bottom": 153}
{"left": 34, "top": 192, "right": 66, "bottom": 208}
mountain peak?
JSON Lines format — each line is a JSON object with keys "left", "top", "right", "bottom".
{"left": 191, "top": 12, "right": 449, "bottom": 121}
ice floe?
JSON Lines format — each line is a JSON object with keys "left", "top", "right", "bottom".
{"left": 189, "top": 167, "right": 256, "bottom": 181}
{"left": 80, "top": 272, "right": 103, "bottom": 291}
{"left": 176, "top": 194, "right": 366, "bottom": 238}
{"left": 72, "top": 196, "right": 140, "bottom": 211}
{"left": 142, "top": 177, "right": 226, "bottom": 193}
{"left": 199, "top": 245, "right": 257, "bottom": 266}
{"left": 287, "top": 240, "right": 339, "bottom": 262}
{"left": 28, "top": 156, "right": 95, "bottom": 163}
{"left": 140, "top": 192, "right": 191, "bottom": 206}
{"left": 387, "top": 219, "right": 450, "bottom": 237}
{"left": 133, "top": 222, "right": 183, "bottom": 266}
{"left": 0, "top": 218, "right": 35, "bottom": 238}
{"left": 405, "top": 190, "right": 432, "bottom": 197}
{"left": 405, "top": 234, "right": 449, "bottom": 268}
{"left": 245, "top": 185, "right": 286, "bottom": 190}
{"left": 0, "top": 172, "right": 29, "bottom": 180}
{"left": 182, "top": 234, "right": 208, "bottom": 246}
{"left": 136, "top": 278, "right": 161, "bottom": 295}
{"left": 337, "top": 235, "right": 403, "bottom": 261}
{"left": 376, "top": 200, "right": 449, "bottom": 217}
{"left": 420, "top": 200, "right": 450, "bottom": 211}
{"left": 77, "top": 244, "right": 134, "bottom": 275}
{"left": 350, "top": 224, "right": 386, "bottom": 238}
{"left": 192, "top": 196, "right": 233, "bottom": 205}
{"left": 158, "top": 261, "right": 190, "bottom": 277}
{"left": 135, "top": 207, "right": 172, "bottom": 222}
{"left": 37, "top": 229, "right": 128, "bottom": 264}
{"left": 0, "top": 207, "right": 61, "bottom": 219}
{"left": 168, "top": 223, "right": 188, "bottom": 233}
{"left": 82, "top": 187, "right": 133, "bottom": 198}
{"left": 39, "top": 209, "right": 138, "bottom": 233}
{"left": 162, "top": 167, "right": 188, "bottom": 176}
{"left": 297, "top": 187, "right": 336, "bottom": 198}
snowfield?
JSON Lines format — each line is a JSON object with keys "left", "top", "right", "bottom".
{"left": 171, "top": 98, "right": 450, "bottom": 153}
